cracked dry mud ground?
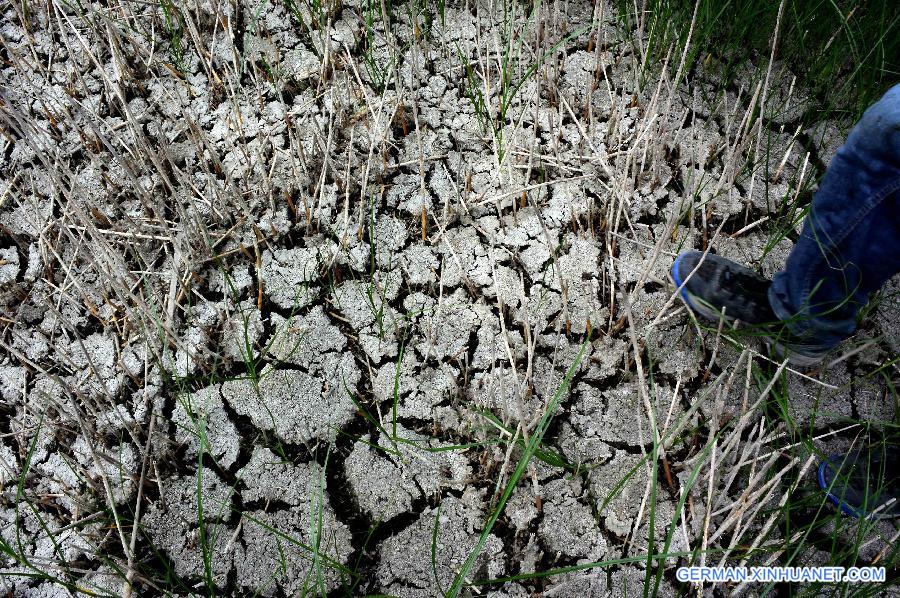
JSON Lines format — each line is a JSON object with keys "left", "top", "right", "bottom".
{"left": 1, "top": 0, "right": 899, "bottom": 595}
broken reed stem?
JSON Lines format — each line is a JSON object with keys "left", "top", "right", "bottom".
{"left": 421, "top": 204, "right": 427, "bottom": 241}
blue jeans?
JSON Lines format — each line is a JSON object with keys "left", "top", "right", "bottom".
{"left": 769, "top": 84, "right": 900, "bottom": 351}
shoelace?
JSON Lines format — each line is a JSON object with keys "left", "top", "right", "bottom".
{"left": 721, "top": 266, "right": 768, "bottom": 300}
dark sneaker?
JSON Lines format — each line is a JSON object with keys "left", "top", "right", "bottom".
{"left": 671, "top": 250, "right": 777, "bottom": 324}
{"left": 671, "top": 251, "right": 829, "bottom": 366}
{"left": 818, "top": 447, "right": 900, "bottom": 519}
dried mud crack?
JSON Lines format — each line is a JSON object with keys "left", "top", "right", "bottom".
{"left": 1, "top": 0, "right": 898, "bottom": 596}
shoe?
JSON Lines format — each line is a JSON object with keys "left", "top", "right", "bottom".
{"left": 671, "top": 250, "right": 777, "bottom": 324}
{"left": 671, "top": 251, "right": 829, "bottom": 366}
{"left": 817, "top": 447, "right": 900, "bottom": 519}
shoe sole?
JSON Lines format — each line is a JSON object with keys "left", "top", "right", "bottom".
{"left": 768, "top": 339, "right": 826, "bottom": 368}
{"left": 817, "top": 459, "right": 866, "bottom": 518}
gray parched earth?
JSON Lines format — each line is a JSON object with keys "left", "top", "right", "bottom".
{"left": 0, "top": 0, "right": 897, "bottom": 596}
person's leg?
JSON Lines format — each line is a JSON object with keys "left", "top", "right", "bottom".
{"left": 768, "top": 83, "right": 900, "bottom": 354}
{"left": 796, "top": 90, "right": 900, "bottom": 517}
{"left": 673, "top": 86, "right": 900, "bottom": 517}
{"left": 672, "top": 84, "right": 900, "bottom": 365}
